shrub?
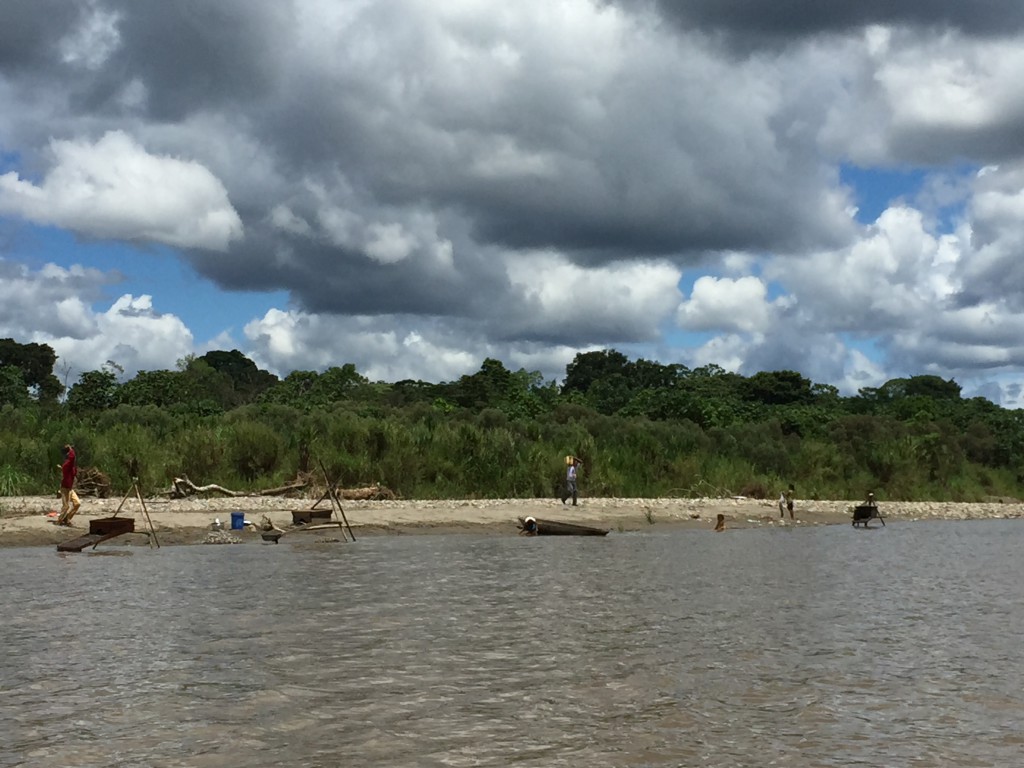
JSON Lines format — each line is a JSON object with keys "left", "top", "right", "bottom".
{"left": 227, "top": 421, "right": 283, "bottom": 483}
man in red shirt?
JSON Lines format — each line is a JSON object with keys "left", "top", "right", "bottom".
{"left": 57, "top": 444, "right": 81, "bottom": 526}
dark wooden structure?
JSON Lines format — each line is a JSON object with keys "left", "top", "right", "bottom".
{"left": 852, "top": 504, "right": 885, "bottom": 527}
{"left": 57, "top": 472, "right": 160, "bottom": 552}
{"left": 255, "top": 458, "right": 356, "bottom": 545}
{"left": 57, "top": 517, "right": 138, "bottom": 552}
{"left": 290, "top": 508, "right": 334, "bottom": 525}
{"left": 517, "top": 517, "right": 609, "bottom": 536}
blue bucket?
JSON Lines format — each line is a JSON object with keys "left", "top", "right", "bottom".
{"left": 230, "top": 511, "right": 245, "bottom": 530}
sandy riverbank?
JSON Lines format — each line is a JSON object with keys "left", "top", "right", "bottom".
{"left": 2, "top": 494, "right": 1022, "bottom": 548}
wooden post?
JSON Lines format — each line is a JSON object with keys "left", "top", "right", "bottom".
{"left": 310, "top": 487, "right": 331, "bottom": 510}
{"left": 113, "top": 482, "right": 135, "bottom": 516}
{"left": 330, "top": 486, "right": 356, "bottom": 542}
{"left": 111, "top": 477, "right": 160, "bottom": 548}
{"left": 133, "top": 478, "right": 160, "bottom": 548}
{"left": 317, "top": 458, "right": 356, "bottom": 542}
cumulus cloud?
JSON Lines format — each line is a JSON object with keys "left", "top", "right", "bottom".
{"left": 0, "top": 131, "right": 242, "bottom": 251}
{"left": 243, "top": 308, "right": 573, "bottom": 384}
{"left": 48, "top": 294, "right": 195, "bottom": 377}
{"left": 503, "top": 255, "right": 682, "bottom": 343}
{"left": 0, "top": 260, "right": 193, "bottom": 379}
{"left": 677, "top": 276, "right": 786, "bottom": 334}
{"left": 0, "top": 260, "right": 108, "bottom": 339}
{"left": 4, "top": 1, "right": 1024, "bottom": 402}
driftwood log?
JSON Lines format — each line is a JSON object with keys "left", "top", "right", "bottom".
{"left": 337, "top": 483, "right": 396, "bottom": 501}
{"left": 164, "top": 474, "right": 390, "bottom": 500}
{"left": 259, "top": 481, "right": 307, "bottom": 496}
{"left": 166, "top": 475, "right": 240, "bottom": 498}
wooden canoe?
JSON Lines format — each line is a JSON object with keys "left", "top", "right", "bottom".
{"left": 518, "top": 517, "right": 609, "bottom": 536}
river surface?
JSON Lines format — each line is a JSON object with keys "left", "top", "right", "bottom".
{"left": 3, "top": 520, "right": 1023, "bottom": 767}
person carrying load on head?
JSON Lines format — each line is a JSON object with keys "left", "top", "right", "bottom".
{"left": 560, "top": 455, "right": 582, "bottom": 506}
{"left": 56, "top": 444, "right": 81, "bottom": 526}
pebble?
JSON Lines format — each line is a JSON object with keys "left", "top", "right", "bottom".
{"left": 202, "top": 530, "right": 242, "bottom": 545}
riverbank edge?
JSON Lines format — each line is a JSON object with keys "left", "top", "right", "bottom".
{"left": 2, "top": 495, "right": 1022, "bottom": 549}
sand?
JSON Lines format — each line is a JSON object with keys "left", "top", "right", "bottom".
{"left": 2, "top": 493, "right": 1022, "bottom": 549}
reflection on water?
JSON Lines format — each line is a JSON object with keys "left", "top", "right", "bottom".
{"left": 4, "top": 521, "right": 1024, "bottom": 767}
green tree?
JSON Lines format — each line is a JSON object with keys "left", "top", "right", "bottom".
{"left": 562, "top": 349, "right": 631, "bottom": 395}
{"left": 315, "top": 364, "right": 369, "bottom": 403}
{"left": 67, "top": 369, "right": 120, "bottom": 413}
{"left": 0, "top": 365, "right": 30, "bottom": 408}
{"left": 257, "top": 370, "right": 318, "bottom": 407}
{"left": 878, "top": 375, "right": 962, "bottom": 402}
{"left": 0, "top": 338, "right": 62, "bottom": 403}
{"left": 627, "top": 358, "right": 687, "bottom": 390}
{"left": 744, "top": 370, "right": 814, "bottom": 406}
{"left": 199, "top": 349, "right": 278, "bottom": 405}
{"left": 445, "top": 358, "right": 513, "bottom": 410}
{"left": 117, "top": 369, "right": 190, "bottom": 408}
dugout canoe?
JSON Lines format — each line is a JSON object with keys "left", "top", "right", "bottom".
{"left": 518, "top": 517, "right": 609, "bottom": 536}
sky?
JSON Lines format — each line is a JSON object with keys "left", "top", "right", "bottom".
{"left": 3, "top": 1, "right": 1024, "bottom": 406}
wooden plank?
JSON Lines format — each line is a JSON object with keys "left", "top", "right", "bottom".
{"left": 57, "top": 534, "right": 105, "bottom": 552}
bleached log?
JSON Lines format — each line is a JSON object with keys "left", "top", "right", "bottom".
{"left": 258, "top": 481, "right": 307, "bottom": 496}
{"left": 337, "top": 483, "right": 397, "bottom": 501}
{"left": 167, "top": 474, "right": 241, "bottom": 498}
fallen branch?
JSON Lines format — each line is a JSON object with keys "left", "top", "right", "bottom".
{"left": 166, "top": 474, "right": 241, "bottom": 498}
{"left": 259, "top": 481, "right": 307, "bottom": 497}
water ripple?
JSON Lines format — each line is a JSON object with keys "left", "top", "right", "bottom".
{"left": 3, "top": 520, "right": 1024, "bottom": 766}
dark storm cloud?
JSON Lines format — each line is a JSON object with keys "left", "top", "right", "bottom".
{"left": 15, "top": 0, "right": 847, "bottom": 331}
{"left": 104, "top": 1, "right": 293, "bottom": 120}
{"left": 10, "top": 0, "right": 1024, "bottom": 402}
{"left": 628, "top": 0, "right": 1024, "bottom": 43}
{"left": 188, "top": 223, "right": 487, "bottom": 319}
{"left": 0, "top": 1, "right": 81, "bottom": 69}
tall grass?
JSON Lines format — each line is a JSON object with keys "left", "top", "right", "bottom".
{"left": 0, "top": 464, "right": 29, "bottom": 496}
{"left": 0, "top": 402, "right": 1017, "bottom": 502}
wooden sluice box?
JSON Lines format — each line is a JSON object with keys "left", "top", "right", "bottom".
{"left": 291, "top": 508, "right": 334, "bottom": 525}
{"left": 90, "top": 517, "right": 135, "bottom": 536}
{"left": 57, "top": 517, "right": 136, "bottom": 552}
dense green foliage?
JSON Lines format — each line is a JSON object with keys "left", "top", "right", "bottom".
{"left": 1, "top": 338, "right": 1023, "bottom": 501}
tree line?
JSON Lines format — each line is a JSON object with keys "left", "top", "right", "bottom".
{"left": 1, "top": 339, "right": 1022, "bottom": 502}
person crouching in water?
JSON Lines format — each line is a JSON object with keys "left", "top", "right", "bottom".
{"left": 56, "top": 444, "right": 81, "bottom": 526}
{"left": 778, "top": 484, "right": 795, "bottom": 520}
